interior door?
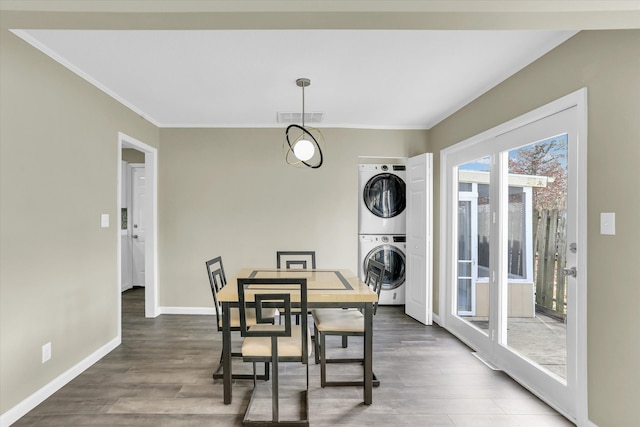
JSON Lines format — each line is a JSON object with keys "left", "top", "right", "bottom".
{"left": 130, "top": 164, "right": 146, "bottom": 287}
{"left": 405, "top": 153, "right": 433, "bottom": 325}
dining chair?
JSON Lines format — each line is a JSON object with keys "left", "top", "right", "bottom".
{"left": 311, "top": 259, "right": 384, "bottom": 388}
{"left": 276, "top": 250, "right": 316, "bottom": 270}
{"left": 276, "top": 251, "right": 316, "bottom": 326}
{"left": 237, "top": 277, "right": 311, "bottom": 426}
{"left": 205, "top": 256, "right": 272, "bottom": 381}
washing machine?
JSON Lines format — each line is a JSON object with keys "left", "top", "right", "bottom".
{"left": 359, "top": 234, "right": 406, "bottom": 305}
{"left": 358, "top": 164, "right": 406, "bottom": 235}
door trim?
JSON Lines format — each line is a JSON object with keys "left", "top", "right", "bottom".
{"left": 117, "top": 133, "right": 159, "bottom": 322}
{"left": 438, "top": 88, "right": 588, "bottom": 424}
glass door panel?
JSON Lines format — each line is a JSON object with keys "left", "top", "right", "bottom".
{"left": 457, "top": 200, "right": 473, "bottom": 313}
{"left": 504, "top": 135, "right": 569, "bottom": 381}
{"left": 457, "top": 157, "right": 490, "bottom": 333}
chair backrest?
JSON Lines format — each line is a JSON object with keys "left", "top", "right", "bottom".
{"left": 237, "top": 277, "right": 309, "bottom": 361}
{"left": 276, "top": 251, "right": 316, "bottom": 270}
{"left": 365, "top": 259, "right": 385, "bottom": 315}
{"left": 205, "top": 256, "right": 227, "bottom": 331}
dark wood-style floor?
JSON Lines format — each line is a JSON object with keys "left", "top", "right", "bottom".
{"left": 14, "top": 288, "right": 574, "bottom": 426}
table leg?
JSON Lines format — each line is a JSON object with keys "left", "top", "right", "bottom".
{"left": 364, "top": 302, "right": 373, "bottom": 405}
{"left": 222, "top": 302, "right": 232, "bottom": 404}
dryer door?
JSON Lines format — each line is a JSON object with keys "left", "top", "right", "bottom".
{"left": 363, "top": 173, "right": 406, "bottom": 218}
{"left": 363, "top": 244, "right": 406, "bottom": 290}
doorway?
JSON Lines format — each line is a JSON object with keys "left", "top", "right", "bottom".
{"left": 439, "top": 89, "right": 588, "bottom": 423}
{"left": 117, "top": 133, "right": 158, "bottom": 323}
{"left": 121, "top": 162, "right": 146, "bottom": 291}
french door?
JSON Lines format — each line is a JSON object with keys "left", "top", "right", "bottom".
{"left": 441, "top": 89, "right": 587, "bottom": 422}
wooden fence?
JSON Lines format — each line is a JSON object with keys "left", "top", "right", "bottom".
{"left": 533, "top": 209, "right": 567, "bottom": 319}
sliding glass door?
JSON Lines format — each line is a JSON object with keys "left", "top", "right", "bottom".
{"left": 503, "top": 136, "right": 568, "bottom": 380}
{"left": 441, "top": 91, "right": 587, "bottom": 422}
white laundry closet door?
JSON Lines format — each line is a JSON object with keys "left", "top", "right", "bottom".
{"left": 405, "top": 153, "right": 433, "bottom": 325}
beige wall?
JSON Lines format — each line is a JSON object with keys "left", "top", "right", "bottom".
{"left": 158, "top": 128, "right": 427, "bottom": 307}
{"left": 430, "top": 29, "right": 640, "bottom": 427}
{"left": 0, "top": 25, "right": 159, "bottom": 413}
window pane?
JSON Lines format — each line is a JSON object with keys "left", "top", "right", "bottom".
{"left": 507, "top": 186, "right": 526, "bottom": 279}
{"left": 458, "top": 182, "right": 472, "bottom": 192}
{"left": 457, "top": 156, "right": 491, "bottom": 325}
{"left": 505, "top": 134, "right": 569, "bottom": 380}
{"left": 477, "top": 184, "right": 490, "bottom": 278}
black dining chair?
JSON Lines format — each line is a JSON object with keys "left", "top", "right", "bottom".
{"left": 205, "top": 256, "right": 272, "bottom": 381}
{"left": 276, "top": 251, "right": 316, "bottom": 270}
{"left": 276, "top": 251, "right": 316, "bottom": 327}
{"left": 237, "top": 277, "right": 311, "bottom": 426}
{"left": 311, "top": 259, "right": 384, "bottom": 388}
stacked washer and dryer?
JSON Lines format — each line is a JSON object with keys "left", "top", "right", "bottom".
{"left": 358, "top": 164, "right": 407, "bottom": 305}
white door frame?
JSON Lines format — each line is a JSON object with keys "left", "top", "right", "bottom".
{"left": 117, "top": 132, "right": 159, "bottom": 322}
{"left": 438, "top": 88, "right": 588, "bottom": 425}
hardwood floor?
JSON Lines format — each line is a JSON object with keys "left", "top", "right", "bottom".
{"left": 14, "top": 288, "right": 574, "bottom": 426}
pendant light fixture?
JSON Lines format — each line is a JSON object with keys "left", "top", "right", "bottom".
{"left": 285, "top": 78, "right": 324, "bottom": 169}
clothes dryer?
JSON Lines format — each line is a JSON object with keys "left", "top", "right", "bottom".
{"left": 359, "top": 234, "right": 406, "bottom": 305}
{"left": 358, "top": 164, "right": 406, "bottom": 235}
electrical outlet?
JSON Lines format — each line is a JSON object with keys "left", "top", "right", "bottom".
{"left": 42, "top": 342, "right": 51, "bottom": 363}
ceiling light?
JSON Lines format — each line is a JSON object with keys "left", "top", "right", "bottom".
{"left": 285, "top": 78, "right": 323, "bottom": 169}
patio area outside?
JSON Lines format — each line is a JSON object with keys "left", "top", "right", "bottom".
{"left": 468, "top": 312, "right": 567, "bottom": 379}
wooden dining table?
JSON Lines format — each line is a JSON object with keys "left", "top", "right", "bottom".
{"left": 217, "top": 268, "right": 379, "bottom": 405}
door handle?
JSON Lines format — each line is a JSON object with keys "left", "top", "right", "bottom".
{"left": 132, "top": 235, "right": 138, "bottom": 239}
{"left": 563, "top": 266, "right": 577, "bottom": 277}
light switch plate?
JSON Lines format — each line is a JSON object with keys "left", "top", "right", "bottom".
{"left": 101, "top": 214, "right": 110, "bottom": 228}
{"left": 600, "top": 212, "right": 615, "bottom": 235}
{"left": 42, "top": 342, "right": 51, "bottom": 363}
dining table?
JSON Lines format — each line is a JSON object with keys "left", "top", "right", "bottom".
{"left": 216, "top": 267, "right": 379, "bottom": 405}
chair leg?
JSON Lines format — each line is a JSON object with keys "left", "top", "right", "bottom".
{"left": 212, "top": 350, "right": 270, "bottom": 381}
{"left": 342, "top": 336, "right": 348, "bottom": 348}
{"left": 314, "top": 325, "right": 320, "bottom": 364}
{"left": 272, "top": 362, "right": 279, "bottom": 422}
{"left": 318, "top": 334, "right": 381, "bottom": 388}
{"left": 320, "top": 331, "right": 327, "bottom": 388}
{"left": 212, "top": 349, "right": 225, "bottom": 379}
{"left": 252, "top": 362, "right": 257, "bottom": 387}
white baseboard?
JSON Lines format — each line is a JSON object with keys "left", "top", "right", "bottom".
{"left": 159, "top": 306, "right": 214, "bottom": 315}
{"left": 0, "top": 336, "right": 120, "bottom": 427}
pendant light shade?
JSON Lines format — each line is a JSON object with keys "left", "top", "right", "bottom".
{"left": 285, "top": 78, "right": 324, "bottom": 169}
{"left": 293, "top": 139, "right": 315, "bottom": 161}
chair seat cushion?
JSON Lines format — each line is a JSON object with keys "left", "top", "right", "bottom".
{"left": 312, "top": 308, "right": 364, "bottom": 332}
{"left": 242, "top": 324, "right": 312, "bottom": 358}
{"left": 219, "top": 308, "right": 278, "bottom": 329}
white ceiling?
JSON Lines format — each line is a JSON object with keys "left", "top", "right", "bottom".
{"left": 14, "top": 29, "right": 576, "bottom": 129}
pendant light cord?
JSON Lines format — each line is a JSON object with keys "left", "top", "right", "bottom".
{"left": 301, "top": 84, "right": 305, "bottom": 128}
